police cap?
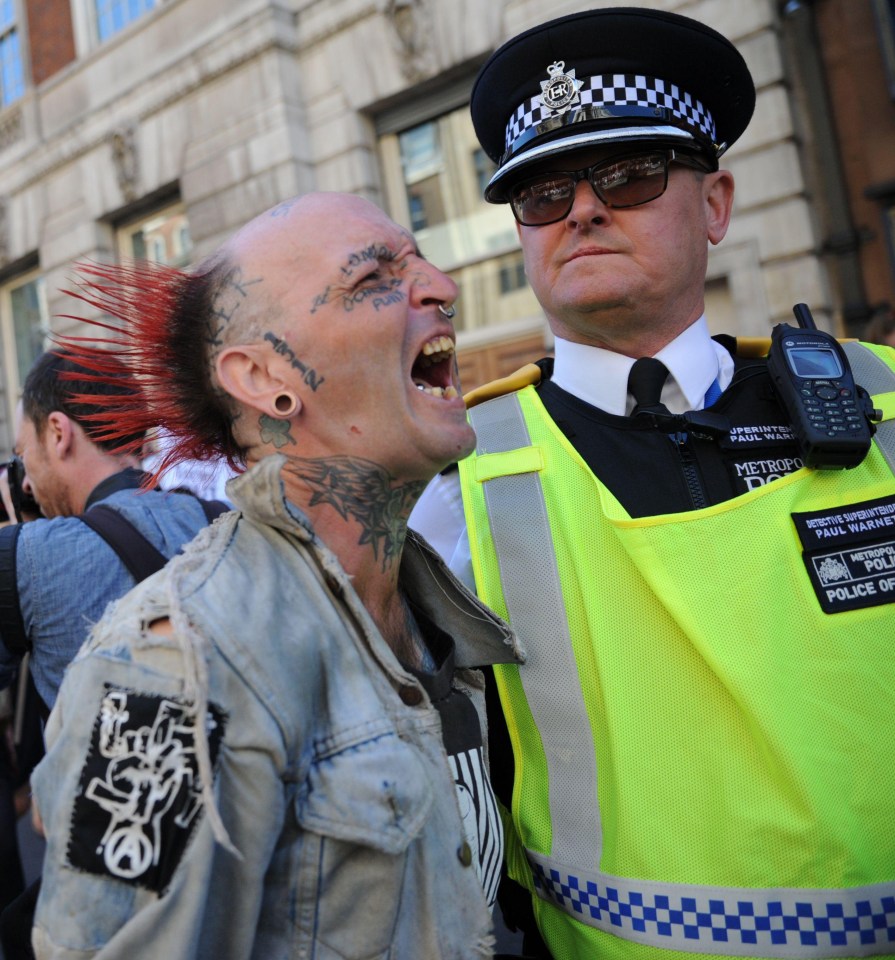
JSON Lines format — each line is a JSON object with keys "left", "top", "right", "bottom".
{"left": 471, "top": 6, "right": 756, "bottom": 202}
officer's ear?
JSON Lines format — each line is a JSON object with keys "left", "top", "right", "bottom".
{"left": 705, "top": 169, "right": 735, "bottom": 246}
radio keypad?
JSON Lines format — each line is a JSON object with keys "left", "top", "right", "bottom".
{"left": 799, "top": 379, "right": 865, "bottom": 436}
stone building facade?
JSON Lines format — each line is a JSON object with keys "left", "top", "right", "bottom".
{"left": 0, "top": 0, "right": 892, "bottom": 455}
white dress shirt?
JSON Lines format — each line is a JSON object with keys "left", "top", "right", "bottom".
{"left": 551, "top": 315, "right": 734, "bottom": 415}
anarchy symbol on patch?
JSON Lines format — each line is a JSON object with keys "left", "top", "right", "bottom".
{"left": 536, "top": 61, "right": 583, "bottom": 115}
{"left": 104, "top": 827, "right": 154, "bottom": 879}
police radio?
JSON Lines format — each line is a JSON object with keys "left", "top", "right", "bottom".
{"left": 767, "top": 303, "right": 880, "bottom": 469}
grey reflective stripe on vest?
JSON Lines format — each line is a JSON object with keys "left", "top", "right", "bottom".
{"left": 843, "top": 341, "right": 895, "bottom": 472}
{"left": 470, "top": 395, "right": 603, "bottom": 869}
{"left": 470, "top": 390, "right": 895, "bottom": 958}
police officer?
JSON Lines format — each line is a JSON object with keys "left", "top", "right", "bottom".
{"left": 411, "top": 7, "right": 895, "bottom": 959}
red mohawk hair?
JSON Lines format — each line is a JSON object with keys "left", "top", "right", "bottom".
{"left": 56, "top": 258, "right": 245, "bottom": 486}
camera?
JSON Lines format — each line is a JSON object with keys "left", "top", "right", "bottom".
{"left": 4, "top": 456, "right": 41, "bottom": 522}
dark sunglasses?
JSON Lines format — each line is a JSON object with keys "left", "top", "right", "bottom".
{"left": 508, "top": 150, "right": 713, "bottom": 226}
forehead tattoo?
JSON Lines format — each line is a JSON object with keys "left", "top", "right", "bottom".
{"left": 269, "top": 197, "right": 301, "bottom": 219}
{"left": 310, "top": 235, "right": 420, "bottom": 316}
{"left": 337, "top": 241, "right": 408, "bottom": 278}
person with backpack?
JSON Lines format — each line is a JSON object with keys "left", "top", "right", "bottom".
{"left": 0, "top": 349, "right": 227, "bottom": 715}
{"left": 0, "top": 348, "right": 226, "bottom": 959}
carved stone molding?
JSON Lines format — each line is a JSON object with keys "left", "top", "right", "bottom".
{"left": 0, "top": 108, "right": 23, "bottom": 154}
{"left": 110, "top": 123, "right": 139, "bottom": 204}
{"left": 0, "top": 195, "right": 10, "bottom": 267}
{"left": 385, "top": 0, "right": 433, "bottom": 83}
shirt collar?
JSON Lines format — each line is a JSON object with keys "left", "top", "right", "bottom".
{"left": 551, "top": 316, "right": 734, "bottom": 415}
{"left": 85, "top": 467, "right": 149, "bottom": 510}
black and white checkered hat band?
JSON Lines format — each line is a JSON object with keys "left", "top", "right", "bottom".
{"left": 505, "top": 73, "right": 715, "bottom": 152}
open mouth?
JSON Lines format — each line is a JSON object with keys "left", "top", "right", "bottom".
{"left": 411, "top": 336, "right": 459, "bottom": 399}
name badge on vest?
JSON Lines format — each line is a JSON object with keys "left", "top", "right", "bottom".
{"left": 792, "top": 494, "right": 895, "bottom": 613}
{"left": 720, "top": 423, "right": 804, "bottom": 493}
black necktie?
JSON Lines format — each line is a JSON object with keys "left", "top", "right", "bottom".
{"left": 628, "top": 357, "right": 671, "bottom": 417}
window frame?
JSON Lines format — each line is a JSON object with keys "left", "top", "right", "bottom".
{"left": 71, "top": 0, "right": 162, "bottom": 55}
{"left": 114, "top": 197, "right": 193, "bottom": 268}
{"left": 0, "top": 0, "right": 25, "bottom": 108}
{"left": 375, "top": 82, "right": 546, "bottom": 346}
{"left": 376, "top": 89, "right": 521, "bottom": 274}
{"left": 871, "top": 0, "right": 895, "bottom": 99}
{"left": 0, "top": 266, "right": 49, "bottom": 434}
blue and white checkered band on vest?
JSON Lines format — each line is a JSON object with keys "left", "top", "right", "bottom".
{"left": 504, "top": 73, "right": 716, "bottom": 153}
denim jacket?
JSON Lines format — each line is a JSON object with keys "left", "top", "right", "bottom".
{"left": 31, "top": 455, "right": 523, "bottom": 960}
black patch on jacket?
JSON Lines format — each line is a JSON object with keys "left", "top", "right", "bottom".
{"left": 67, "top": 684, "right": 226, "bottom": 892}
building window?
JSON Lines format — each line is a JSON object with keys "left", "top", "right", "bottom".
{"left": 499, "top": 255, "right": 528, "bottom": 295}
{"left": 0, "top": 270, "right": 49, "bottom": 434}
{"left": 116, "top": 200, "right": 192, "bottom": 268}
{"left": 378, "top": 95, "right": 542, "bottom": 340}
{"left": 473, "top": 148, "right": 495, "bottom": 198}
{"left": 0, "top": 0, "right": 23, "bottom": 107}
{"left": 95, "top": 0, "right": 156, "bottom": 42}
{"left": 872, "top": 0, "right": 895, "bottom": 99}
{"left": 399, "top": 121, "right": 446, "bottom": 232}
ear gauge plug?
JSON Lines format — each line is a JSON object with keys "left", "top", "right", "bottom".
{"left": 273, "top": 393, "right": 297, "bottom": 417}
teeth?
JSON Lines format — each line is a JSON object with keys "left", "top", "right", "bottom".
{"left": 413, "top": 337, "right": 459, "bottom": 399}
{"left": 414, "top": 383, "right": 460, "bottom": 399}
{"left": 421, "top": 336, "right": 454, "bottom": 358}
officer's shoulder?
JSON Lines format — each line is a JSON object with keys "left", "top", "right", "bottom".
{"left": 464, "top": 361, "right": 547, "bottom": 409}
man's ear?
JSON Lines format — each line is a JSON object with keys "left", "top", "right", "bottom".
{"left": 216, "top": 345, "right": 303, "bottom": 418}
{"left": 704, "top": 169, "right": 735, "bottom": 246}
{"left": 45, "top": 411, "right": 75, "bottom": 460}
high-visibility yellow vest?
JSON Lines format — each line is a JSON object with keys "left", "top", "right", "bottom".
{"left": 460, "top": 342, "right": 895, "bottom": 959}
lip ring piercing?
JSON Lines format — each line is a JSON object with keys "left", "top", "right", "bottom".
{"left": 273, "top": 393, "right": 298, "bottom": 417}
{"left": 437, "top": 304, "right": 456, "bottom": 319}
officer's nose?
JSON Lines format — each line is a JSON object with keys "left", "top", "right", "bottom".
{"left": 566, "top": 178, "right": 610, "bottom": 227}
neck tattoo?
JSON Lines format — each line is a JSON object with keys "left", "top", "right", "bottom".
{"left": 283, "top": 455, "right": 426, "bottom": 572}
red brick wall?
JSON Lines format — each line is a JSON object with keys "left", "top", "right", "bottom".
{"left": 26, "top": 0, "right": 76, "bottom": 86}
{"left": 815, "top": 0, "right": 895, "bottom": 312}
